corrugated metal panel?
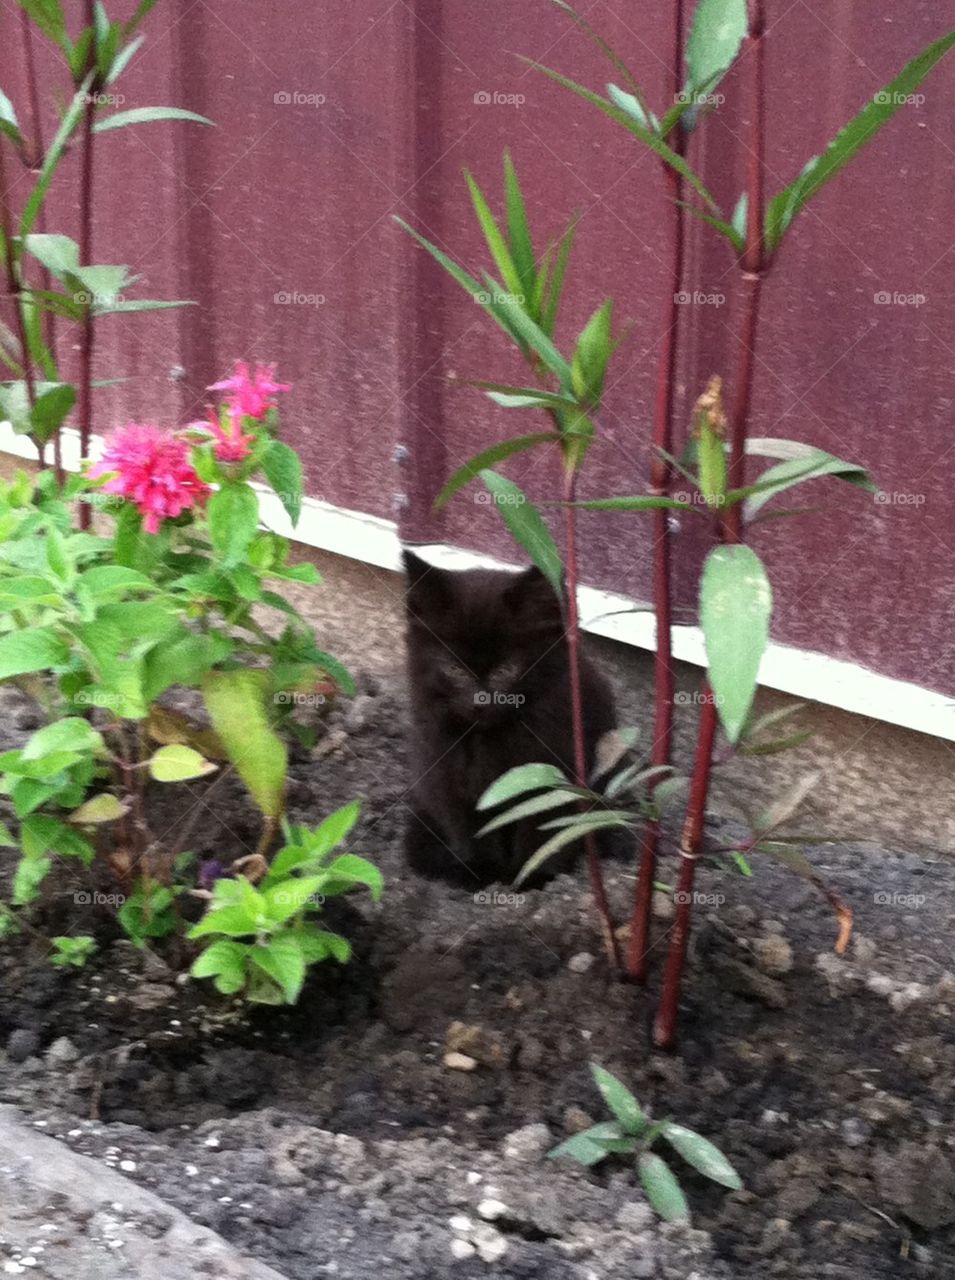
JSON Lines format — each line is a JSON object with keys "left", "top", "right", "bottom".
{"left": 3, "top": 1, "right": 953, "bottom": 696}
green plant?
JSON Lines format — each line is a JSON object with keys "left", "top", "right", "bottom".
{"left": 550, "top": 1063, "right": 742, "bottom": 1222}
{"left": 189, "top": 802, "right": 383, "bottom": 1004}
{"left": 50, "top": 934, "right": 97, "bottom": 968}
{"left": 400, "top": 0, "right": 954, "bottom": 1044}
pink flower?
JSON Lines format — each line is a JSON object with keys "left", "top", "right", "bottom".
{"left": 191, "top": 406, "right": 256, "bottom": 463}
{"left": 90, "top": 423, "right": 210, "bottom": 534}
{"left": 208, "top": 361, "right": 290, "bottom": 420}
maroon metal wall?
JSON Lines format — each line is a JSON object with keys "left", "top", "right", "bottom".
{"left": 6, "top": 2, "right": 954, "bottom": 695}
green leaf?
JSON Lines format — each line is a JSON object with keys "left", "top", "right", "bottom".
{"left": 464, "top": 169, "right": 525, "bottom": 303}
{"left": 92, "top": 106, "right": 215, "bottom": 133}
{"left": 190, "top": 939, "right": 248, "bottom": 992}
{"left": 0, "top": 90, "right": 22, "bottom": 148}
{"left": 755, "top": 770, "right": 820, "bottom": 835}
{"left": 638, "top": 1151, "right": 691, "bottom": 1222}
{"left": 697, "top": 420, "right": 727, "bottom": 511}
{"left": 207, "top": 483, "right": 259, "bottom": 565}
{"left": 477, "top": 762, "right": 570, "bottom": 810}
{"left": 684, "top": 0, "right": 747, "bottom": 101}
{"left": 148, "top": 743, "right": 216, "bottom": 783}
{"left": 20, "top": 75, "right": 92, "bottom": 238}
{"left": 523, "top": 60, "right": 720, "bottom": 213}
{"left": 319, "top": 853, "right": 384, "bottom": 902}
{"left": 571, "top": 299, "right": 614, "bottom": 409}
{"left": 765, "top": 30, "right": 955, "bottom": 252}
{"left": 68, "top": 793, "right": 127, "bottom": 824}
{"left": 606, "top": 83, "right": 659, "bottom": 132}
{"left": 542, "top": 216, "right": 577, "bottom": 337}
{"left": 700, "top": 545, "right": 772, "bottom": 744}
{"left": 549, "top": 1121, "right": 632, "bottom": 1167}
{"left": 503, "top": 150, "right": 536, "bottom": 298}
{"left": 661, "top": 1122, "right": 743, "bottom": 1189}
{"left": 13, "top": 854, "right": 51, "bottom": 906}
{"left": 481, "top": 276, "right": 574, "bottom": 388}
{"left": 590, "top": 1063, "right": 646, "bottom": 1133}
{"left": 477, "top": 788, "right": 578, "bottom": 837}
{"left": 18, "top": 0, "right": 69, "bottom": 51}
{"left": 251, "top": 938, "right": 307, "bottom": 1003}
{"left": 306, "top": 799, "right": 362, "bottom": 857}
{"left": 434, "top": 433, "right": 555, "bottom": 509}
{"left": 261, "top": 440, "right": 303, "bottom": 526}
{"left": 123, "top": 0, "right": 159, "bottom": 36}
{"left": 202, "top": 669, "right": 287, "bottom": 819}
{"left": 22, "top": 717, "right": 101, "bottom": 762}
{"left": 741, "top": 448, "right": 874, "bottom": 518}
{"left": 0, "top": 627, "right": 68, "bottom": 678}
{"left": 22, "top": 814, "right": 94, "bottom": 863}
{"left": 569, "top": 494, "right": 698, "bottom": 512}
{"left": 514, "top": 813, "right": 627, "bottom": 885}
{"left": 478, "top": 471, "right": 563, "bottom": 596}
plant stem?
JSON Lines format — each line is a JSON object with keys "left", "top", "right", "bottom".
{"left": 77, "top": 0, "right": 97, "bottom": 528}
{"left": 0, "top": 141, "right": 40, "bottom": 457}
{"left": 627, "top": 0, "right": 686, "bottom": 982}
{"left": 653, "top": 0, "right": 767, "bottom": 1049}
{"left": 563, "top": 460, "right": 621, "bottom": 970}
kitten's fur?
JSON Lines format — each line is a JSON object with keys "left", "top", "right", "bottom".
{"left": 402, "top": 550, "right": 617, "bottom": 885}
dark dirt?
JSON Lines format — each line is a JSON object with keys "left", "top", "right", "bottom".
{"left": 0, "top": 677, "right": 953, "bottom": 1280}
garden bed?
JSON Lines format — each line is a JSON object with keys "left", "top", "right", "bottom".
{"left": 0, "top": 678, "right": 952, "bottom": 1280}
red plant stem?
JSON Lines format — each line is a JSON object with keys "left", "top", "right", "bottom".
{"left": 77, "top": 0, "right": 97, "bottom": 528}
{"left": 20, "top": 7, "right": 64, "bottom": 483}
{"left": 627, "top": 0, "right": 686, "bottom": 982}
{"left": 653, "top": 0, "right": 767, "bottom": 1048}
{"left": 563, "top": 460, "right": 622, "bottom": 970}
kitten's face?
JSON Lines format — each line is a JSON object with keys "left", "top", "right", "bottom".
{"left": 403, "top": 552, "right": 564, "bottom": 728}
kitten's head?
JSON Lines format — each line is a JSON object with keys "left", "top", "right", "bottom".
{"left": 403, "top": 550, "right": 564, "bottom": 727}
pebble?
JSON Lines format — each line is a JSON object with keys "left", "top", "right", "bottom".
{"left": 567, "top": 952, "right": 595, "bottom": 974}
{"left": 45, "top": 1036, "right": 79, "bottom": 1065}
{"left": 477, "top": 1198, "right": 507, "bottom": 1221}
{"left": 450, "top": 1238, "right": 476, "bottom": 1261}
{"left": 444, "top": 1052, "right": 478, "bottom": 1073}
{"left": 890, "top": 982, "right": 930, "bottom": 1013}
{"left": 563, "top": 1105, "right": 595, "bottom": 1134}
{"left": 344, "top": 694, "right": 375, "bottom": 734}
{"left": 6, "top": 1029, "right": 40, "bottom": 1064}
{"left": 449, "top": 1216, "right": 472, "bottom": 1234}
{"left": 472, "top": 1224, "right": 508, "bottom": 1264}
{"left": 753, "top": 934, "right": 794, "bottom": 976}
{"left": 502, "top": 1123, "right": 552, "bottom": 1162}
{"left": 118, "top": 1160, "right": 137, "bottom": 1173}
{"left": 651, "top": 891, "right": 676, "bottom": 921}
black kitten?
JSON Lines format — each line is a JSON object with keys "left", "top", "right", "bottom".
{"left": 402, "top": 550, "right": 617, "bottom": 885}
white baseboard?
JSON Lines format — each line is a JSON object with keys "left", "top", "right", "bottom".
{"left": 4, "top": 422, "right": 952, "bottom": 742}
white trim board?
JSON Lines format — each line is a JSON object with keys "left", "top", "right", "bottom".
{"left": 3, "top": 422, "right": 953, "bottom": 743}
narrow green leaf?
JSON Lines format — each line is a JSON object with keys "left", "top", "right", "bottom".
{"left": 591, "top": 1063, "right": 646, "bottom": 1133}
{"left": 21, "top": 76, "right": 93, "bottom": 238}
{"left": 571, "top": 299, "right": 614, "bottom": 409}
{"left": 477, "top": 788, "right": 579, "bottom": 837}
{"left": 0, "top": 90, "right": 23, "bottom": 148}
{"left": 549, "top": 1121, "right": 631, "bottom": 1167}
{"left": 434, "top": 432, "right": 554, "bottom": 510}
{"left": 514, "top": 813, "right": 626, "bottom": 885}
{"left": 542, "top": 216, "right": 577, "bottom": 337}
{"left": 503, "top": 150, "right": 536, "bottom": 298}
{"left": 92, "top": 106, "right": 215, "bottom": 133}
{"left": 700, "top": 545, "right": 772, "bottom": 743}
{"left": 569, "top": 494, "right": 698, "bottom": 512}
{"left": 480, "top": 275, "right": 573, "bottom": 387}
{"left": 464, "top": 170, "right": 524, "bottom": 302}
{"left": 477, "top": 762, "right": 570, "bottom": 810}
{"left": 478, "top": 471, "right": 563, "bottom": 596}
{"left": 638, "top": 1152, "right": 691, "bottom": 1222}
{"left": 765, "top": 31, "right": 955, "bottom": 251}
{"left": 661, "top": 1122, "right": 743, "bottom": 1189}
{"left": 606, "top": 83, "right": 660, "bottom": 132}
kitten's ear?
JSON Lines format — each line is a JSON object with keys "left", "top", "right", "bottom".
{"left": 504, "top": 566, "right": 564, "bottom": 626}
{"left": 403, "top": 550, "right": 452, "bottom": 616}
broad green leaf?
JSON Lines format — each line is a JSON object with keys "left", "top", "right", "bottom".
{"left": 207, "top": 483, "right": 259, "bottom": 564}
{"left": 21, "top": 814, "right": 94, "bottom": 863}
{"left": 661, "top": 1122, "right": 743, "bottom": 1189}
{"left": 478, "top": 471, "right": 563, "bottom": 596}
{"left": 700, "top": 545, "right": 772, "bottom": 743}
{"left": 638, "top": 1152, "right": 691, "bottom": 1222}
{"left": 765, "top": 31, "right": 955, "bottom": 251}
{"left": 434, "top": 432, "right": 554, "bottom": 509}
{"left": 68, "top": 793, "right": 127, "bottom": 824}
{"left": 685, "top": 0, "right": 747, "bottom": 101}
{"left": 305, "top": 799, "right": 362, "bottom": 859}
{"left": 319, "top": 853, "right": 384, "bottom": 902}
{"left": 202, "top": 669, "right": 287, "bottom": 819}
{"left": 76, "top": 564, "right": 152, "bottom": 599}
{"left": 22, "top": 717, "right": 101, "bottom": 761}
{"left": 13, "top": 854, "right": 51, "bottom": 905}
{"left": 591, "top": 1063, "right": 646, "bottom": 1133}
{"left": 262, "top": 874, "right": 329, "bottom": 924}
{"left": 251, "top": 938, "right": 307, "bottom": 1003}
{"left": 22, "top": 233, "right": 80, "bottom": 277}
{"left": 478, "top": 762, "right": 570, "bottom": 810}
{"left": 261, "top": 440, "right": 303, "bottom": 526}
{"left": 0, "top": 627, "right": 68, "bottom": 678}
{"left": 477, "top": 788, "right": 578, "bottom": 836}
{"left": 148, "top": 743, "right": 216, "bottom": 783}
{"left": 190, "top": 939, "right": 248, "bottom": 989}
{"left": 92, "top": 106, "right": 215, "bottom": 133}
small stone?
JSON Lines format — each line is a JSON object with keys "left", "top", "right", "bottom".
{"left": 502, "top": 1123, "right": 552, "bottom": 1162}
{"left": 761, "top": 919, "right": 785, "bottom": 934}
{"left": 450, "top": 1238, "right": 476, "bottom": 1261}
{"left": 344, "top": 694, "right": 374, "bottom": 734}
{"left": 446, "top": 1021, "right": 506, "bottom": 1068}
{"left": 449, "top": 1215, "right": 473, "bottom": 1234}
{"left": 852, "top": 935, "right": 879, "bottom": 964}
{"left": 119, "top": 1159, "right": 137, "bottom": 1173}
{"left": 865, "top": 972, "right": 896, "bottom": 998}
{"left": 6, "top": 1029, "right": 40, "bottom": 1063}
{"left": 889, "top": 982, "right": 929, "bottom": 1013}
{"left": 45, "top": 1036, "right": 80, "bottom": 1065}
{"left": 840, "top": 1117, "right": 871, "bottom": 1149}
{"left": 477, "top": 1198, "right": 508, "bottom": 1221}
{"left": 615, "top": 1201, "right": 655, "bottom": 1232}
{"left": 726, "top": 904, "right": 757, "bottom": 929}
{"left": 568, "top": 952, "right": 595, "bottom": 974}
{"left": 651, "top": 891, "right": 675, "bottom": 921}
{"left": 563, "top": 1105, "right": 595, "bottom": 1135}
{"left": 753, "top": 934, "right": 794, "bottom": 976}
{"left": 445, "top": 1052, "right": 478, "bottom": 1073}
{"left": 472, "top": 1224, "right": 508, "bottom": 1264}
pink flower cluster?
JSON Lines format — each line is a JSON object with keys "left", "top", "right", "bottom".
{"left": 92, "top": 361, "right": 291, "bottom": 533}
{"left": 90, "top": 425, "right": 210, "bottom": 534}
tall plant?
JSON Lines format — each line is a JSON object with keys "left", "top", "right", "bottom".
{"left": 401, "top": 0, "right": 955, "bottom": 1044}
